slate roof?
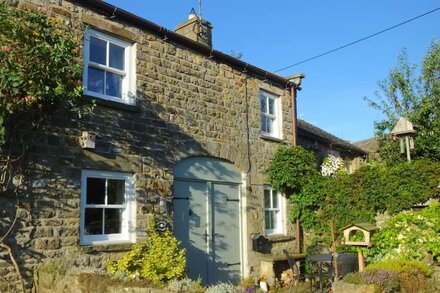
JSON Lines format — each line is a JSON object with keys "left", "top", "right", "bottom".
{"left": 297, "top": 119, "right": 366, "bottom": 155}
{"left": 353, "top": 137, "right": 379, "bottom": 154}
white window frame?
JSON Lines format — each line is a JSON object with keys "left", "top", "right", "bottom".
{"left": 264, "top": 186, "right": 285, "bottom": 236}
{"left": 80, "top": 170, "right": 136, "bottom": 245}
{"left": 260, "top": 90, "right": 282, "bottom": 139}
{"left": 83, "top": 29, "right": 136, "bottom": 104}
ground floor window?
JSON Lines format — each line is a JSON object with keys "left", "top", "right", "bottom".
{"left": 80, "top": 170, "right": 135, "bottom": 245}
{"left": 264, "top": 186, "right": 285, "bottom": 235}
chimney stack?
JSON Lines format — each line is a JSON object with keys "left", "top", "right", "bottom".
{"left": 175, "top": 8, "right": 213, "bottom": 48}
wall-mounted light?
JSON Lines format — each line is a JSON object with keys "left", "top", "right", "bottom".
{"left": 158, "top": 196, "right": 168, "bottom": 215}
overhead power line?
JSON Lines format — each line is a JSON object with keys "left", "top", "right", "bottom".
{"left": 274, "top": 7, "right": 440, "bottom": 73}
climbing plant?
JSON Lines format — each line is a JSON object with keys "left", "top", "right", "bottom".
{"left": 0, "top": 3, "right": 93, "bottom": 291}
{"left": 0, "top": 0, "right": 93, "bottom": 146}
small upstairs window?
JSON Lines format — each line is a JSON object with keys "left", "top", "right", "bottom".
{"left": 260, "top": 90, "right": 281, "bottom": 139}
{"left": 83, "top": 30, "right": 135, "bottom": 104}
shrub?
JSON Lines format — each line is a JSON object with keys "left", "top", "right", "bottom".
{"left": 167, "top": 277, "right": 204, "bottom": 292}
{"left": 238, "top": 277, "right": 257, "bottom": 292}
{"left": 107, "top": 228, "right": 186, "bottom": 283}
{"left": 366, "top": 203, "right": 440, "bottom": 262}
{"left": 366, "top": 259, "right": 433, "bottom": 277}
{"left": 344, "top": 270, "right": 400, "bottom": 293}
{"left": 205, "top": 282, "right": 238, "bottom": 293}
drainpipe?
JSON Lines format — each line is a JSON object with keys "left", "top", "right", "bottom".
{"left": 288, "top": 73, "right": 305, "bottom": 253}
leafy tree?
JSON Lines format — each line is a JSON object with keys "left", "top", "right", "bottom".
{"left": 364, "top": 40, "right": 440, "bottom": 164}
{"left": 0, "top": 1, "right": 93, "bottom": 146}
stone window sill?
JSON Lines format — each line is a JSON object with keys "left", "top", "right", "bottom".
{"left": 266, "top": 235, "right": 295, "bottom": 242}
{"left": 85, "top": 95, "right": 140, "bottom": 112}
{"left": 80, "top": 242, "right": 135, "bottom": 253}
{"left": 260, "top": 134, "right": 283, "bottom": 142}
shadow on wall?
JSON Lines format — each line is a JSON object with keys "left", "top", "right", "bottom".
{"left": 1, "top": 89, "right": 246, "bottom": 289}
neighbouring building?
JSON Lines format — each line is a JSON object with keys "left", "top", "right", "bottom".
{"left": 297, "top": 119, "right": 366, "bottom": 172}
{"left": 0, "top": 1, "right": 366, "bottom": 291}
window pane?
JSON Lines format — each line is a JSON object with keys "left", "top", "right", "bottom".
{"left": 268, "top": 98, "right": 275, "bottom": 115}
{"left": 109, "top": 43, "right": 125, "bottom": 70}
{"left": 265, "top": 210, "right": 272, "bottom": 230}
{"left": 90, "top": 37, "right": 106, "bottom": 65}
{"left": 266, "top": 117, "right": 273, "bottom": 134}
{"left": 85, "top": 208, "right": 103, "bottom": 235}
{"left": 264, "top": 189, "right": 271, "bottom": 208}
{"left": 104, "top": 208, "right": 122, "bottom": 234}
{"left": 107, "top": 179, "right": 125, "bottom": 204}
{"left": 260, "top": 96, "right": 267, "bottom": 113}
{"left": 271, "top": 211, "right": 278, "bottom": 230}
{"left": 87, "top": 67, "right": 105, "bottom": 94}
{"left": 106, "top": 72, "right": 122, "bottom": 98}
{"left": 86, "top": 178, "right": 105, "bottom": 204}
{"left": 272, "top": 191, "right": 279, "bottom": 208}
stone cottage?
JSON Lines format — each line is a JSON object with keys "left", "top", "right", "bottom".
{"left": 0, "top": 0, "right": 305, "bottom": 290}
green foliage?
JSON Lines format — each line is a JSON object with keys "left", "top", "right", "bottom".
{"left": 344, "top": 270, "right": 400, "bottom": 293}
{"left": 364, "top": 260, "right": 433, "bottom": 293}
{"left": 292, "top": 160, "right": 440, "bottom": 246}
{"left": 0, "top": 1, "right": 93, "bottom": 145}
{"left": 365, "top": 40, "right": 440, "bottom": 164}
{"left": 366, "top": 259, "right": 433, "bottom": 277}
{"left": 107, "top": 228, "right": 186, "bottom": 283}
{"left": 267, "top": 145, "right": 318, "bottom": 195}
{"left": 205, "top": 282, "right": 238, "bottom": 293}
{"left": 166, "top": 277, "right": 204, "bottom": 292}
{"left": 344, "top": 270, "right": 399, "bottom": 293}
{"left": 366, "top": 203, "right": 440, "bottom": 262}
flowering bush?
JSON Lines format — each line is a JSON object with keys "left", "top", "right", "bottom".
{"left": 366, "top": 203, "right": 440, "bottom": 262}
{"left": 0, "top": 1, "right": 92, "bottom": 145}
{"left": 345, "top": 260, "right": 433, "bottom": 293}
{"left": 320, "top": 154, "right": 346, "bottom": 177}
{"left": 344, "top": 269, "right": 400, "bottom": 293}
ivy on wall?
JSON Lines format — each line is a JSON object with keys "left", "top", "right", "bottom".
{"left": 268, "top": 145, "right": 440, "bottom": 248}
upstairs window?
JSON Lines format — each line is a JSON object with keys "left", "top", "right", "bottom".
{"left": 260, "top": 90, "right": 281, "bottom": 138}
{"left": 83, "top": 30, "right": 135, "bottom": 104}
{"left": 80, "top": 170, "right": 135, "bottom": 245}
{"left": 264, "top": 186, "right": 285, "bottom": 235}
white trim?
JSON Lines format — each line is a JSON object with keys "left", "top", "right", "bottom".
{"left": 80, "top": 170, "right": 136, "bottom": 245}
{"left": 83, "top": 29, "right": 136, "bottom": 105}
{"left": 240, "top": 173, "right": 248, "bottom": 278}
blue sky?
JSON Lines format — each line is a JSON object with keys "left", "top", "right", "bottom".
{"left": 106, "top": 0, "right": 439, "bottom": 142}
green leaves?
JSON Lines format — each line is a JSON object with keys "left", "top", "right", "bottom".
{"left": 107, "top": 227, "right": 186, "bottom": 283}
{"left": 366, "top": 203, "right": 440, "bottom": 262}
{"left": 267, "top": 145, "right": 318, "bottom": 195}
{"left": 286, "top": 159, "right": 440, "bottom": 247}
{"left": 0, "top": 1, "right": 93, "bottom": 145}
{"left": 365, "top": 40, "right": 440, "bottom": 164}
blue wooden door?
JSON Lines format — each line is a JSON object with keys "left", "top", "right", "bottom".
{"left": 173, "top": 157, "right": 241, "bottom": 285}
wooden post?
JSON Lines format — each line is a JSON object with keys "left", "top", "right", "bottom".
{"left": 405, "top": 136, "right": 411, "bottom": 162}
{"left": 357, "top": 247, "right": 365, "bottom": 272}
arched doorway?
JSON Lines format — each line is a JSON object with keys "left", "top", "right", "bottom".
{"left": 173, "top": 157, "right": 242, "bottom": 285}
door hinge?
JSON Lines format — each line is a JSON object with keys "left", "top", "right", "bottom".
{"left": 173, "top": 197, "right": 189, "bottom": 200}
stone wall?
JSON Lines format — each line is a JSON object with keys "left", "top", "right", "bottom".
{"left": 0, "top": 0, "right": 296, "bottom": 291}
